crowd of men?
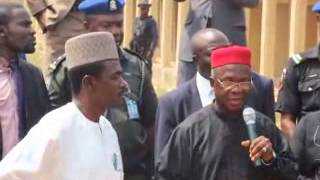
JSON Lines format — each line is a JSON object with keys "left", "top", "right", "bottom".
{"left": 0, "top": 0, "right": 319, "bottom": 179}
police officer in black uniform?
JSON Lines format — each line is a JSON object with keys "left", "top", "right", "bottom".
{"left": 130, "top": 0, "right": 158, "bottom": 72}
{"left": 47, "top": 0, "right": 158, "bottom": 180}
{"left": 276, "top": 1, "right": 320, "bottom": 139}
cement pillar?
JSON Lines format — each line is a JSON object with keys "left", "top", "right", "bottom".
{"left": 246, "top": 7, "right": 262, "bottom": 72}
{"left": 260, "top": 0, "right": 277, "bottom": 78}
{"left": 176, "top": 1, "right": 190, "bottom": 65}
{"left": 160, "top": 1, "right": 177, "bottom": 67}
{"left": 289, "top": 0, "right": 308, "bottom": 55}
{"left": 123, "top": 0, "right": 136, "bottom": 48}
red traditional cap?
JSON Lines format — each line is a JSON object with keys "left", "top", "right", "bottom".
{"left": 211, "top": 45, "right": 251, "bottom": 68}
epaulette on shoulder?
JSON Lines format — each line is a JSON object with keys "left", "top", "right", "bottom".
{"left": 291, "top": 47, "right": 318, "bottom": 65}
{"left": 48, "top": 55, "right": 66, "bottom": 73}
{"left": 291, "top": 53, "right": 304, "bottom": 65}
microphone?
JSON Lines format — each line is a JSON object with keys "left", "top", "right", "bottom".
{"left": 243, "top": 107, "right": 262, "bottom": 167}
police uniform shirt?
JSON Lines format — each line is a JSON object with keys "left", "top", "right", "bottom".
{"left": 156, "top": 104, "right": 298, "bottom": 180}
{"left": 291, "top": 110, "right": 320, "bottom": 179}
{"left": 276, "top": 47, "right": 320, "bottom": 119}
{"left": 134, "top": 16, "right": 156, "bottom": 37}
{"left": 0, "top": 102, "right": 124, "bottom": 180}
{"left": 131, "top": 15, "right": 158, "bottom": 61}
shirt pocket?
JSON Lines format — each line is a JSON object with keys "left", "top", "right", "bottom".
{"left": 298, "top": 77, "right": 320, "bottom": 93}
{"left": 312, "top": 126, "right": 320, "bottom": 162}
{"left": 298, "top": 77, "right": 320, "bottom": 111}
{"left": 313, "top": 126, "right": 320, "bottom": 147}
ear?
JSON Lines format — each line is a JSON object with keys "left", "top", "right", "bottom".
{"left": 82, "top": 75, "right": 96, "bottom": 93}
{"left": 210, "top": 77, "right": 215, "bottom": 88}
{"left": 192, "top": 53, "right": 198, "bottom": 64}
{"left": 0, "top": 25, "right": 7, "bottom": 38}
{"left": 83, "top": 20, "right": 89, "bottom": 30}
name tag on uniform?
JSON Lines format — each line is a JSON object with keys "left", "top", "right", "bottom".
{"left": 125, "top": 98, "right": 140, "bottom": 120}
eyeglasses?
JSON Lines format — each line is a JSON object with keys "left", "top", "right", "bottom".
{"left": 215, "top": 78, "right": 252, "bottom": 91}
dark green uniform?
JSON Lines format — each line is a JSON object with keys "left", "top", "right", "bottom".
{"left": 130, "top": 16, "right": 158, "bottom": 72}
{"left": 48, "top": 47, "right": 158, "bottom": 180}
{"left": 47, "top": 55, "right": 71, "bottom": 109}
{"left": 276, "top": 47, "right": 320, "bottom": 120}
{"left": 291, "top": 111, "right": 320, "bottom": 179}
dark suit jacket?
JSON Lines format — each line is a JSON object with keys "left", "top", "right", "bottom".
{"left": 0, "top": 60, "right": 50, "bottom": 158}
{"left": 155, "top": 72, "right": 274, "bottom": 161}
{"left": 177, "top": 0, "right": 260, "bottom": 62}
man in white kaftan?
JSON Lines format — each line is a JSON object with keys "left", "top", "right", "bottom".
{"left": 0, "top": 102, "right": 123, "bottom": 180}
{"left": 0, "top": 32, "right": 128, "bottom": 180}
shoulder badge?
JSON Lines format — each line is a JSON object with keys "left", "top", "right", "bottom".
{"left": 112, "top": 152, "right": 123, "bottom": 172}
{"left": 278, "top": 68, "right": 287, "bottom": 92}
{"left": 109, "top": 0, "right": 118, "bottom": 11}
{"left": 48, "top": 55, "right": 66, "bottom": 74}
{"left": 291, "top": 53, "right": 303, "bottom": 65}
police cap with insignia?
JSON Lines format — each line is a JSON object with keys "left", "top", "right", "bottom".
{"left": 78, "top": 0, "right": 125, "bottom": 15}
{"left": 65, "top": 32, "right": 119, "bottom": 69}
{"left": 138, "top": 0, "right": 152, "bottom": 8}
{"left": 313, "top": 1, "right": 320, "bottom": 14}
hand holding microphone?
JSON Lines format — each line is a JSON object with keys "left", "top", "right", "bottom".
{"left": 241, "top": 107, "right": 275, "bottom": 166}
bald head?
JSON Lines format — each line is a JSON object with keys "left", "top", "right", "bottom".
{"left": 191, "top": 28, "right": 230, "bottom": 79}
{"left": 192, "top": 28, "right": 230, "bottom": 54}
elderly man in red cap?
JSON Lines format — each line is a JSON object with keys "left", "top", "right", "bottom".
{"left": 156, "top": 45, "right": 298, "bottom": 180}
